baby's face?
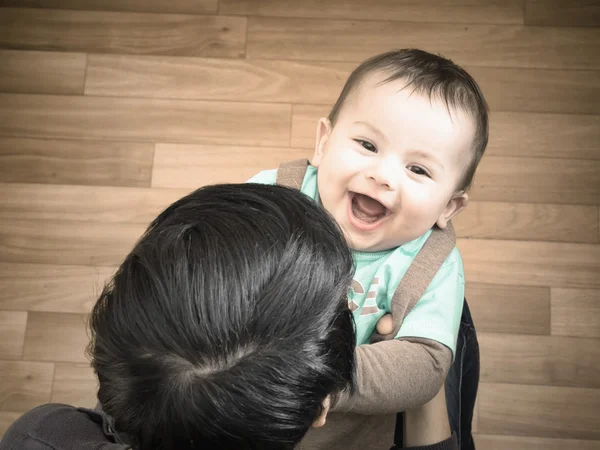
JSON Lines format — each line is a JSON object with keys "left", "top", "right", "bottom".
{"left": 312, "top": 73, "right": 475, "bottom": 252}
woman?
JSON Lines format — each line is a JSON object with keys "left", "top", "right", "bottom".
{"left": 1, "top": 184, "right": 456, "bottom": 450}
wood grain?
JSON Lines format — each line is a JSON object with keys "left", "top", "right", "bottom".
{"left": 479, "top": 333, "right": 600, "bottom": 388}
{"left": 470, "top": 66, "right": 600, "bottom": 115}
{"left": 247, "top": 17, "right": 600, "bottom": 70}
{"left": 0, "top": 183, "right": 187, "bottom": 223}
{"left": 152, "top": 143, "right": 311, "bottom": 188}
{"left": 0, "top": 8, "right": 246, "bottom": 58}
{"left": 85, "top": 54, "right": 351, "bottom": 104}
{"left": 478, "top": 383, "right": 600, "bottom": 440}
{"left": 0, "top": 360, "right": 53, "bottom": 412}
{"left": 23, "top": 312, "right": 89, "bottom": 363}
{"left": 291, "top": 104, "right": 329, "bottom": 149}
{"left": 0, "top": 311, "right": 27, "bottom": 360}
{"left": 525, "top": 0, "right": 600, "bottom": 27}
{"left": 0, "top": 94, "right": 291, "bottom": 147}
{"left": 459, "top": 239, "right": 600, "bottom": 290}
{"left": 470, "top": 156, "right": 600, "bottom": 205}
{"left": 0, "top": 49, "right": 85, "bottom": 95}
{"left": 489, "top": 112, "right": 600, "bottom": 160}
{"left": 0, "top": 137, "right": 154, "bottom": 187}
{"left": 0, "top": 219, "right": 144, "bottom": 266}
{"left": 0, "top": 0, "right": 218, "bottom": 14}
{"left": 0, "top": 263, "right": 114, "bottom": 314}
{"left": 466, "top": 283, "right": 550, "bottom": 335}
{"left": 454, "top": 202, "right": 599, "bottom": 243}
{"left": 472, "top": 399, "right": 478, "bottom": 433}
{"left": 221, "top": 0, "right": 524, "bottom": 24}
{"left": 474, "top": 434, "right": 600, "bottom": 450}
{"left": 51, "top": 362, "right": 97, "bottom": 408}
{"left": 551, "top": 288, "right": 600, "bottom": 339}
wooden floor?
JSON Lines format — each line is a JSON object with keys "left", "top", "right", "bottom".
{"left": 0, "top": 1, "right": 599, "bottom": 448}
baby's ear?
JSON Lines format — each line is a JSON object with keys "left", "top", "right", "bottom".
{"left": 436, "top": 192, "right": 468, "bottom": 229}
{"left": 312, "top": 117, "right": 332, "bottom": 167}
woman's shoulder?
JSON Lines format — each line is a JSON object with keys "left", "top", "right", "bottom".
{"left": 0, "top": 403, "right": 127, "bottom": 449}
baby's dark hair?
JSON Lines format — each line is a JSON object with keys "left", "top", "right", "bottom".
{"left": 329, "top": 49, "right": 489, "bottom": 191}
{"left": 88, "top": 183, "right": 356, "bottom": 450}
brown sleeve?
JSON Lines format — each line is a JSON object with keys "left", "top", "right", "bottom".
{"left": 331, "top": 337, "right": 452, "bottom": 415}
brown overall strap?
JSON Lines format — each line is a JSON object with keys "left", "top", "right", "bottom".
{"left": 276, "top": 158, "right": 309, "bottom": 189}
{"left": 371, "top": 222, "right": 456, "bottom": 343}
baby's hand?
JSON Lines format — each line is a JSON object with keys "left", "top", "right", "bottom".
{"left": 375, "top": 313, "right": 393, "bottom": 335}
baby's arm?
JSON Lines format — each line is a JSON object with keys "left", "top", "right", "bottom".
{"left": 374, "top": 315, "right": 457, "bottom": 449}
{"left": 332, "top": 337, "right": 451, "bottom": 414}
{"left": 334, "top": 253, "right": 463, "bottom": 415}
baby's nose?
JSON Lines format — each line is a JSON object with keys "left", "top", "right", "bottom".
{"left": 367, "top": 165, "right": 397, "bottom": 190}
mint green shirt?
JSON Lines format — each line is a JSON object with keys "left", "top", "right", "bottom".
{"left": 248, "top": 166, "right": 464, "bottom": 355}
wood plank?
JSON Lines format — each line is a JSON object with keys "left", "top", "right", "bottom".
{"left": 478, "top": 383, "right": 600, "bottom": 440}
{"left": 470, "top": 66, "right": 600, "bottom": 115}
{"left": 466, "top": 283, "right": 550, "bottom": 335}
{"left": 0, "top": 219, "right": 144, "bottom": 266}
{"left": 479, "top": 333, "right": 600, "bottom": 388}
{"left": 459, "top": 239, "right": 600, "bottom": 290}
{"left": 551, "top": 288, "right": 600, "bottom": 339}
{"left": 23, "top": 312, "right": 88, "bottom": 363}
{"left": 0, "top": 0, "right": 218, "bottom": 14}
{"left": 0, "top": 49, "right": 85, "bottom": 95}
{"left": 472, "top": 399, "right": 478, "bottom": 433}
{"left": 51, "top": 362, "right": 97, "bottom": 408}
{"left": 0, "top": 263, "right": 114, "bottom": 314}
{"left": 474, "top": 434, "right": 600, "bottom": 450}
{"left": 291, "top": 104, "right": 328, "bottom": 149}
{"left": 0, "top": 311, "right": 27, "bottom": 360}
{"left": 455, "top": 201, "right": 598, "bottom": 243}
{"left": 221, "top": 0, "right": 523, "bottom": 24}
{"left": 0, "top": 183, "right": 187, "bottom": 223}
{"left": 0, "top": 94, "right": 291, "bottom": 147}
{"left": 0, "top": 8, "right": 246, "bottom": 58}
{"left": 0, "top": 360, "right": 53, "bottom": 412}
{"left": 0, "top": 412, "right": 22, "bottom": 438}
{"left": 246, "top": 17, "right": 600, "bottom": 70}
{"left": 470, "top": 156, "right": 600, "bottom": 205}
{"left": 525, "top": 0, "right": 600, "bottom": 27}
{"left": 0, "top": 137, "right": 153, "bottom": 187}
{"left": 152, "top": 143, "right": 311, "bottom": 188}
{"left": 85, "top": 54, "right": 351, "bottom": 104}
{"left": 489, "top": 112, "right": 600, "bottom": 160}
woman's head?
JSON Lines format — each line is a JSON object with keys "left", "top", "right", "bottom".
{"left": 88, "top": 183, "right": 356, "bottom": 450}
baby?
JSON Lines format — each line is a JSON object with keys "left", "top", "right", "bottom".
{"left": 249, "top": 48, "right": 489, "bottom": 449}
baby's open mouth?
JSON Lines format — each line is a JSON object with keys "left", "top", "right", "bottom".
{"left": 351, "top": 193, "right": 388, "bottom": 223}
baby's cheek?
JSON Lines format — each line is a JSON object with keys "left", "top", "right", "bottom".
{"left": 402, "top": 191, "right": 443, "bottom": 229}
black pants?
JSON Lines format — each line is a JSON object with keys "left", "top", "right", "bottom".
{"left": 394, "top": 299, "right": 480, "bottom": 449}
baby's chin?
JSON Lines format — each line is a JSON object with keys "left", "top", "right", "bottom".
{"left": 344, "top": 233, "right": 393, "bottom": 253}
{"left": 344, "top": 230, "right": 416, "bottom": 253}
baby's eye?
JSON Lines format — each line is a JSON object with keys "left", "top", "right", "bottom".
{"left": 408, "top": 165, "right": 431, "bottom": 178}
{"left": 355, "top": 139, "right": 377, "bottom": 153}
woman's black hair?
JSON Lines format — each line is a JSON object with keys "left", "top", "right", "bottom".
{"left": 88, "top": 183, "right": 356, "bottom": 449}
